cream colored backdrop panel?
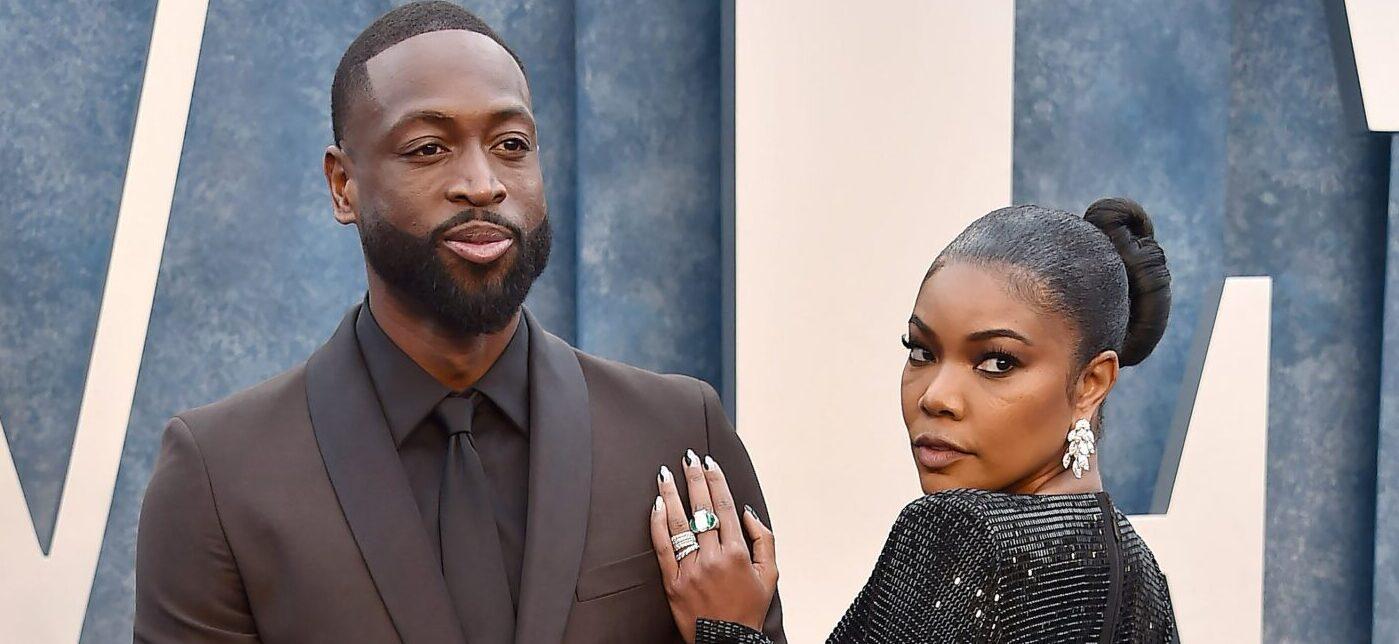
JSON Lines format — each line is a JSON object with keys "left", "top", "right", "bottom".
{"left": 734, "top": 4, "right": 1269, "bottom": 642}
{"left": 1345, "top": 0, "right": 1399, "bottom": 131}
{"left": 1131, "top": 277, "right": 1270, "bottom": 642}
{"left": 734, "top": 2, "right": 1015, "bottom": 639}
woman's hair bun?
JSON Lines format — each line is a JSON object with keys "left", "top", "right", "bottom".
{"left": 1083, "top": 197, "right": 1171, "bottom": 367}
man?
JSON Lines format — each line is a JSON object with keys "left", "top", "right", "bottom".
{"left": 134, "top": 3, "right": 784, "bottom": 642}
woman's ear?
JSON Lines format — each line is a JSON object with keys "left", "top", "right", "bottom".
{"left": 1074, "top": 350, "right": 1120, "bottom": 421}
{"left": 324, "top": 145, "right": 358, "bottom": 226}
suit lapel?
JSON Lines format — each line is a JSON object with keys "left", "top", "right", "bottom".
{"left": 515, "top": 309, "right": 593, "bottom": 643}
{"left": 306, "top": 305, "right": 465, "bottom": 644}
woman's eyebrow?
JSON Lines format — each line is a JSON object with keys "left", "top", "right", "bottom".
{"left": 908, "top": 314, "right": 931, "bottom": 333}
{"left": 966, "top": 328, "right": 1034, "bottom": 345}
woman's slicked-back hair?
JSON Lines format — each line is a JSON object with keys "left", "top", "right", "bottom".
{"left": 927, "top": 198, "right": 1172, "bottom": 370}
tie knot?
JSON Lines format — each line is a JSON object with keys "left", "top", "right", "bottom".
{"left": 435, "top": 392, "right": 480, "bottom": 437}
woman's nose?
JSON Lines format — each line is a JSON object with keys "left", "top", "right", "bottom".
{"left": 918, "top": 366, "right": 966, "bottom": 420}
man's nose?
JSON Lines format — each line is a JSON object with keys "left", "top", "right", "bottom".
{"left": 446, "top": 147, "right": 507, "bottom": 207}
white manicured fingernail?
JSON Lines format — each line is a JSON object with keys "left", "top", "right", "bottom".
{"left": 654, "top": 495, "right": 665, "bottom": 512}
{"left": 659, "top": 465, "right": 673, "bottom": 483}
{"left": 704, "top": 455, "right": 719, "bottom": 471}
{"left": 685, "top": 449, "right": 699, "bottom": 467}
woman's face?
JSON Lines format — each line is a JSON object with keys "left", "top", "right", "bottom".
{"left": 901, "top": 262, "right": 1115, "bottom": 494}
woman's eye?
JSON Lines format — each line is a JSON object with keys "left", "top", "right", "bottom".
{"left": 976, "top": 356, "right": 1017, "bottom": 374}
{"left": 901, "top": 335, "right": 934, "bottom": 364}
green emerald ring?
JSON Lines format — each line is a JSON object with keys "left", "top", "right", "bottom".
{"left": 690, "top": 508, "right": 720, "bottom": 534}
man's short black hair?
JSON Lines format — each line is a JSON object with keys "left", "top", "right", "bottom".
{"left": 330, "top": 1, "right": 525, "bottom": 146}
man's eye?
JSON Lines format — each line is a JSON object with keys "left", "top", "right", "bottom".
{"left": 975, "top": 356, "right": 1017, "bottom": 374}
{"left": 410, "top": 143, "right": 446, "bottom": 156}
{"left": 495, "top": 137, "right": 531, "bottom": 153}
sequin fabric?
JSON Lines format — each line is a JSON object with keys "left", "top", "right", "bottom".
{"left": 697, "top": 490, "right": 1176, "bottom": 643}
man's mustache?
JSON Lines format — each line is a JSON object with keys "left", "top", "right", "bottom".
{"left": 430, "top": 210, "right": 525, "bottom": 242}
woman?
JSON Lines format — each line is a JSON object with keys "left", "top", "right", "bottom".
{"left": 650, "top": 198, "right": 1178, "bottom": 643}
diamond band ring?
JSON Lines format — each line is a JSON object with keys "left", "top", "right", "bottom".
{"left": 671, "top": 531, "right": 698, "bottom": 551}
{"left": 671, "top": 531, "right": 701, "bottom": 561}
{"left": 674, "top": 543, "right": 700, "bottom": 562}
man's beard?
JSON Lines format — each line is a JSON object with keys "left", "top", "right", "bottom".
{"left": 358, "top": 207, "right": 551, "bottom": 337}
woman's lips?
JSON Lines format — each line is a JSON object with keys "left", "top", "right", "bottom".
{"left": 444, "top": 237, "right": 514, "bottom": 264}
{"left": 911, "top": 434, "right": 971, "bottom": 471}
{"left": 914, "top": 445, "right": 969, "bottom": 470}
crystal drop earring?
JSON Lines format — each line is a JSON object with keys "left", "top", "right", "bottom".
{"left": 1062, "top": 418, "right": 1096, "bottom": 479}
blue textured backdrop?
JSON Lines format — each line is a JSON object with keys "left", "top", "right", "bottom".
{"left": 1014, "top": 0, "right": 1231, "bottom": 515}
{"left": 1227, "top": 3, "right": 1388, "bottom": 641}
{"left": 1016, "top": 1, "right": 1392, "bottom": 641}
{"left": 57, "top": 0, "right": 723, "bottom": 640}
{"left": 1377, "top": 134, "right": 1399, "bottom": 642}
{"left": 0, "top": 0, "right": 157, "bottom": 556}
{"left": 1, "top": 1, "right": 1395, "bottom": 641}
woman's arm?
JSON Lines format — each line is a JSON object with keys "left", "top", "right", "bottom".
{"left": 650, "top": 451, "right": 778, "bottom": 644}
{"left": 698, "top": 381, "right": 785, "bottom": 641}
{"left": 695, "top": 618, "right": 773, "bottom": 644}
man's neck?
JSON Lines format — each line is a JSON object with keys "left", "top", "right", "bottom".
{"left": 366, "top": 284, "right": 519, "bottom": 392}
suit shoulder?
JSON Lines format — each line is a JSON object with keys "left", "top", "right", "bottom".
{"left": 574, "top": 349, "right": 709, "bottom": 401}
{"left": 175, "top": 362, "right": 309, "bottom": 444}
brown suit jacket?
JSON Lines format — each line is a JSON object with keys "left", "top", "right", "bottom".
{"left": 135, "top": 305, "right": 786, "bottom": 643}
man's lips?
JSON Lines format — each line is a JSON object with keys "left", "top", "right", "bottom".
{"left": 441, "top": 221, "right": 515, "bottom": 264}
{"left": 911, "top": 434, "right": 972, "bottom": 471}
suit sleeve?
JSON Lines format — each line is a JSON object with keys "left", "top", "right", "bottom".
{"left": 135, "top": 417, "right": 261, "bottom": 643}
{"left": 698, "top": 380, "right": 787, "bottom": 644}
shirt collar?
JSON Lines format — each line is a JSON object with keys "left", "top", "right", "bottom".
{"left": 473, "top": 315, "right": 530, "bottom": 431}
{"left": 356, "top": 301, "right": 531, "bottom": 447}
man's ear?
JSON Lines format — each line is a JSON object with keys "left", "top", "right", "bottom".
{"left": 1074, "top": 350, "right": 1120, "bottom": 422}
{"left": 324, "top": 145, "right": 358, "bottom": 226}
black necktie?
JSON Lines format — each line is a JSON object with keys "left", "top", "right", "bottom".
{"left": 435, "top": 393, "right": 515, "bottom": 644}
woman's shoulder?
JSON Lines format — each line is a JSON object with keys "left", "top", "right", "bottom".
{"left": 885, "top": 490, "right": 997, "bottom": 545}
{"left": 906, "top": 487, "right": 1001, "bottom": 509}
{"left": 895, "top": 490, "right": 1112, "bottom": 546}
{"left": 897, "top": 488, "right": 1094, "bottom": 523}
{"left": 885, "top": 490, "right": 1006, "bottom": 559}
{"left": 844, "top": 492, "right": 1011, "bottom": 641}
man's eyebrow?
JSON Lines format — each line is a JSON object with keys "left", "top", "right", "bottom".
{"left": 386, "top": 105, "right": 535, "bottom": 133}
{"left": 386, "top": 109, "right": 454, "bottom": 132}
{"left": 966, "top": 328, "right": 1034, "bottom": 345}
{"left": 486, "top": 104, "right": 534, "bottom": 124}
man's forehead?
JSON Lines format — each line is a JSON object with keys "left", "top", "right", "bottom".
{"left": 362, "top": 29, "right": 530, "bottom": 110}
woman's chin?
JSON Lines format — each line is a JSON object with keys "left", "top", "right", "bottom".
{"left": 917, "top": 471, "right": 969, "bottom": 495}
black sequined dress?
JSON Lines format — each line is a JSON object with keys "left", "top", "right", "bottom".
{"left": 698, "top": 489, "right": 1176, "bottom": 643}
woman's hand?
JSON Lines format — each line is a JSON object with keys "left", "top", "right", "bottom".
{"left": 649, "top": 449, "right": 778, "bottom": 644}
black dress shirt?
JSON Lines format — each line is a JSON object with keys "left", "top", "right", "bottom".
{"left": 355, "top": 303, "right": 532, "bottom": 608}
